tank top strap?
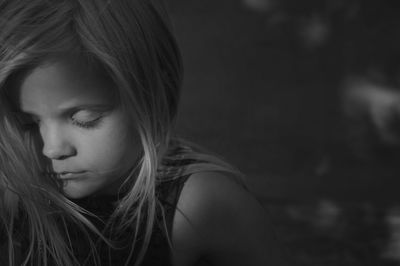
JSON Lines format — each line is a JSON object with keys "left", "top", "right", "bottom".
{"left": 157, "top": 174, "right": 191, "bottom": 235}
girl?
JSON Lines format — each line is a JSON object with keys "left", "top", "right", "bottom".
{"left": 0, "top": 0, "right": 287, "bottom": 265}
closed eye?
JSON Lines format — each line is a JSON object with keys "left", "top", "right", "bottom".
{"left": 70, "top": 109, "right": 107, "bottom": 129}
{"left": 13, "top": 112, "right": 40, "bottom": 131}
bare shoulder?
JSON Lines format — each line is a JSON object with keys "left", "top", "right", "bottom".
{"left": 171, "top": 172, "right": 288, "bottom": 266}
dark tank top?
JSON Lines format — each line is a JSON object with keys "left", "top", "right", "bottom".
{"left": 69, "top": 175, "right": 190, "bottom": 266}
{"left": 0, "top": 175, "right": 190, "bottom": 265}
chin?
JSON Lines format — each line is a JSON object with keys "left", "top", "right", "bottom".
{"left": 61, "top": 180, "right": 99, "bottom": 199}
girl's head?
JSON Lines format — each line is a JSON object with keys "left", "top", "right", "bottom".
{"left": 0, "top": 0, "right": 182, "bottom": 198}
{"left": 15, "top": 57, "right": 142, "bottom": 199}
{"left": 0, "top": 0, "right": 182, "bottom": 264}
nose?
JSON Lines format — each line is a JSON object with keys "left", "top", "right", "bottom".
{"left": 40, "top": 123, "right": 77, "bottom": 160}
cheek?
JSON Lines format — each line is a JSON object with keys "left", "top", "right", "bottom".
{"left": 79, "top": 117, "right": 141, "bottom": 172}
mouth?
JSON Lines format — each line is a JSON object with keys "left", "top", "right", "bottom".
{"left": 57, "top": 171, "right": 87, "bottom": 180}
{"left": 44, "top": 171, "right": 86, "bottom": 180}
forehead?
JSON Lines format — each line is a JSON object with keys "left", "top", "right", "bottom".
{"left": 17, "top": 58, "right": 115, "bottom": 113}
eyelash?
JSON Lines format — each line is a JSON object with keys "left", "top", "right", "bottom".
{"left": 21, "top": 122, "right": 38, "bottom": 131}
{"left": 71, "top": 115, "right": 103, "bottom": 129}
{"left": 16, "top": 115, "right": 39, "bottom": 131}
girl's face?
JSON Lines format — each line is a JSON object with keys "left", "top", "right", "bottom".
{"left": 16, "top": 58, "right": 141, "bottom": 199}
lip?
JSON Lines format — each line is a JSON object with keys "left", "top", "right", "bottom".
{"left": 57, "top": 171, "right": 87, "bottom": 180}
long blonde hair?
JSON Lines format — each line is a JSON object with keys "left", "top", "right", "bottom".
{"left": 0, "top": 0, "right": 243, "bottom": 265}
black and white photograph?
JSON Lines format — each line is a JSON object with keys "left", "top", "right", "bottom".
{"left": 1, "top": 0, "right": 400, "bottom": 265}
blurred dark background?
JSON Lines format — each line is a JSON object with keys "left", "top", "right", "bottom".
{"left": 168, "top": 0, "right": 400, "bottom": 265}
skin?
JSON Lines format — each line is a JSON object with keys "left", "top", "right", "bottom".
{"left": 172, "top": 172, "right": 289, "bottom": 266}
{"left": 17, "top": 58, "right": 141, "bottom": 199}
{"left": 16, "top": 57, "right": 287, "bottom": 265}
